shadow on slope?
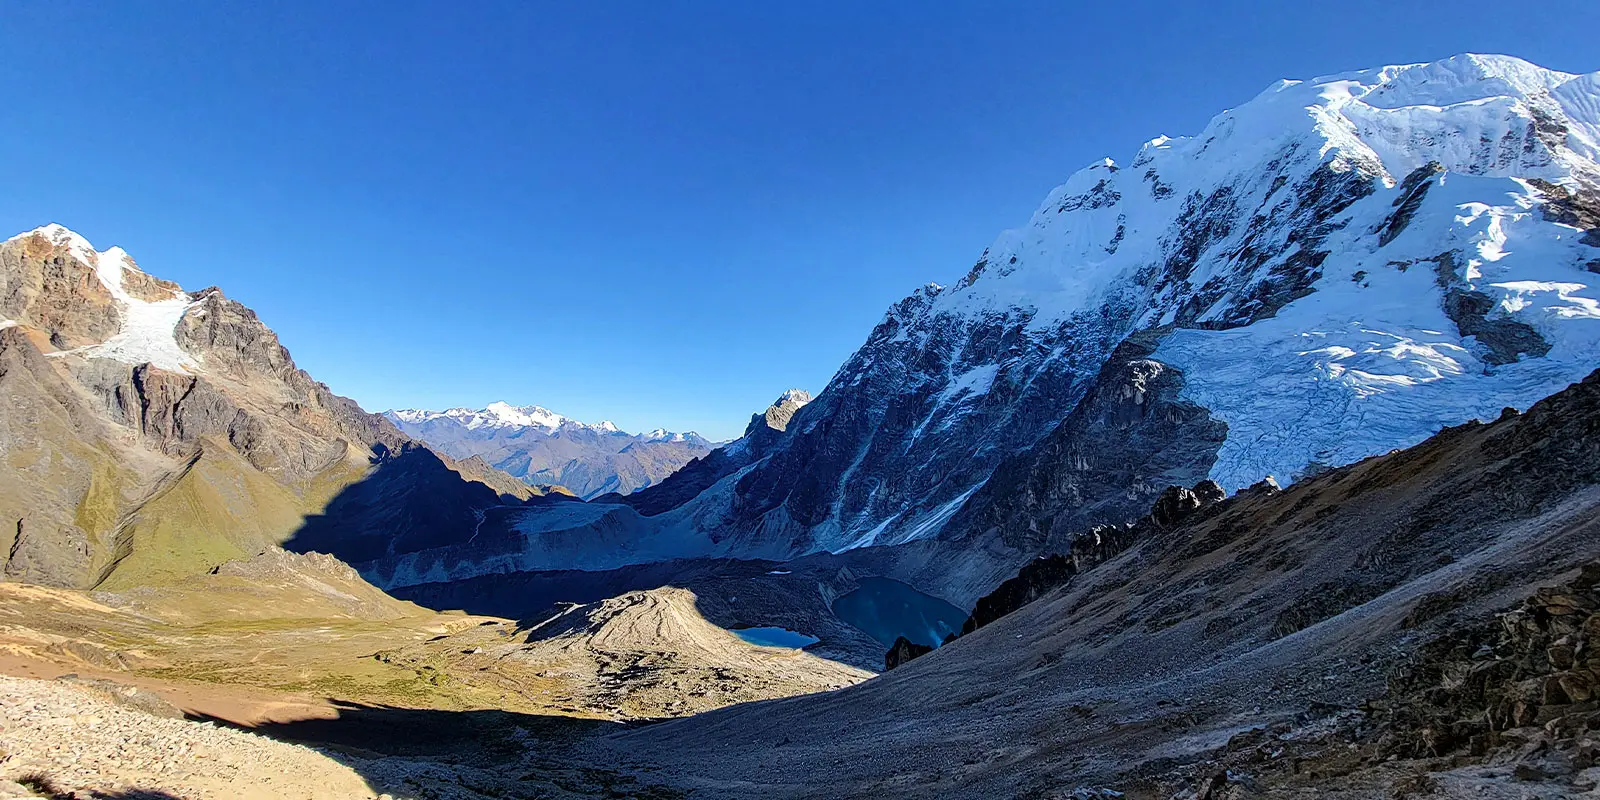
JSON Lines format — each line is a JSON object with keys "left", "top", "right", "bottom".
{"left": 390, "top": 557, "right": 892, "bottom": 670}
{"left": 16, "top": 774, "right": 186, "bottom": 800}
{"left": 193, "top": 702, "right": 677, "bottom": 799}
{"left": 602, "top": 369, "right": 1600, "bottom": 798}
{"left": 282, "top": 442, "right": 522, "bottom": 566}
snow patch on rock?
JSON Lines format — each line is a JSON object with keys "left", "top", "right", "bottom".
{"left": 15, "top": 224, "right": 201, "bottom": 373}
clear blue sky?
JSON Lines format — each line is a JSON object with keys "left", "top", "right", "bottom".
{"left": 1, "top": 2, "right": 1595, "bottom": 440}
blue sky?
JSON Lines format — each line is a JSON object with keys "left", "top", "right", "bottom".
{"left": 1, "top": 2, "right": 1595, "bottom": 440}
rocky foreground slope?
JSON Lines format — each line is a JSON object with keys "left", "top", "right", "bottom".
{"left": 0, "top": 547, "right": 868, "bottom": 797}
{"left": 599, "top": 367, "right": 1600, "bottom": 797}
{"left": 0, "top": 224, "right": 542, "bottom": 591}
{"left": 5, "top": 362, "right": 1590, "bottom": 800}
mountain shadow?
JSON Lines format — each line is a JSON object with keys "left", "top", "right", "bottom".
{"left": 14, "top": 774, "right": 186, "bottom": 800}
{"left": 283, "top": 442, "right": 525, "bottom": 566}
{"left": 191, "top": 702, "right": 675, "bottom": 799}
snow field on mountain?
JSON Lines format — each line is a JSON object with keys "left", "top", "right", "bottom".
{"left": 9, "top": 224, "right": 200, "bottom": 373}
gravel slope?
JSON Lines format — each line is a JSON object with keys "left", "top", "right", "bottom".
{"left": 0, "top": 675, "right": 381, "bottom": 799}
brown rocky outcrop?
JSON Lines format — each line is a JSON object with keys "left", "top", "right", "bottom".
{"left": 955, "top": 477, "right": 1227, "bottom": 638}
{"left": 0, "top": 229, "right": 121, "bottom": 348}
{"left": 1372, "top": 560, "right": 1600, "bottom": 761}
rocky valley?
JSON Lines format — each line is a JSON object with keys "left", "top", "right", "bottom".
{"left": 0, "top": 51, "right": 1597, "bottom": 800}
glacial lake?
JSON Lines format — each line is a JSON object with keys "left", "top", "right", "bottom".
{"left": 731, "top": 627, "right": 821, "bottom": 649}
{"left": 831, "top": 577, "right": 968, "bottom": 648}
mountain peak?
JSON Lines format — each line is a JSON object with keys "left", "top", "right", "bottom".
{"left": 775, "top": 388, "right": 812, "bottom": 407}
{"left": 2, "top": 224, "right": 198, "bottom": 373}
{"left": 9, "top": 223, "right": 97, "bottom": 266}
{"left": 482, "top": 401, "right": 568, "bottom": 430}
{"left": 750, "top": 388, "right": 812, "bottom": 435}
{"left": 609, "top": 52, "right": 1600, "bottom": 561}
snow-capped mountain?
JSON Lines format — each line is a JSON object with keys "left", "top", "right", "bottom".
{"left": 384, "top": 404, "right": 715, "bottom": 499}
{"left": 0, "top": 224, "right": 536, "bottom": 589}
{"left": 388, "top": 402, "right": 621, "bottom": 434}
{"left": 353, "top": 54, "right": 1600, "bottom": 603}
{"left": 717, "top": 53, "right": 1600, "bottom": 554}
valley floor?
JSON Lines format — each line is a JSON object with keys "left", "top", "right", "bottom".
{"left": 0, "top": 559, "right": 862, "bottom": 799}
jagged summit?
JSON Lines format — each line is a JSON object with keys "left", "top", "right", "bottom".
{"left": 751, "top": 388, "right": 811, "bottom": 435}
{"left": 3, "top": 224, "right": 200, "bottom": 373}
{"left": 775, "top": 388, "right": 812, "bottom": 405}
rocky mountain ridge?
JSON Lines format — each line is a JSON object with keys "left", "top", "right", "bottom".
{"left": 0, "top": 224, "right": 531, "bottom": 590}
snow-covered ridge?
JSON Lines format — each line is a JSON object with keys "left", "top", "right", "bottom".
{"left": 921, "top": 54, "right": 1599, "bottom": 333}
{"left": 872, "top": 52, "right": 1600, "bottom": 496}
{"left": 386, "top": 402, "right": 704, "bottom": 441}
{"left": 775, "top": 388, "right": 810, "bottom": 405}
{"left": 751, "top": 52, "right": 1600, "bottom": 557}
{"left": 8, "top": 224, "right": 200, "bottom": 373}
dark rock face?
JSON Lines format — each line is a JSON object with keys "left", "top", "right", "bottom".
{"left": 1372, "top": 560, "right": 1600, "bottom": 762}
{"left": 1530, "top": 178, "right": 1600, "bottom": 282}
{"left": 605, "top": 390, "right": 813, "bottom": 516}
{"left": 958, "top": 478, "right": 1227, "bottom": 636}
{"left": 1432, "top": 253, "right": 1553, "bottom": 366}
{"left": 960, "top": 555, "right": 1075, "bottom": 636}
{"left": 936, "top": 332, "right": 1227, "bottom": 562}
{"left": 1376, "top": 162, "right": 1444, "bottom": 247}
{"left": 884, "top": 636, "right": 933, "bottom": 671}
{"left": 284, "top": 442, "right": 506, "bottom": 566}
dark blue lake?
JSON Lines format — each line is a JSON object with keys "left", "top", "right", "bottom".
{"left": 831, "top": 576, "right": 967, "bottom": 648}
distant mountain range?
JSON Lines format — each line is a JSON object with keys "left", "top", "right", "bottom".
{"left": 384, "top": 403, "right": 717, "bottom": 499}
